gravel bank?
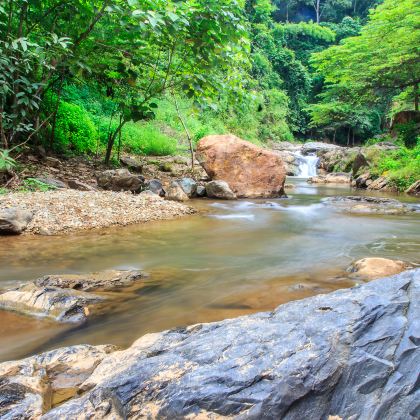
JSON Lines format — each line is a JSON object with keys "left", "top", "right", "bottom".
{"left": 0, "top": 190, "right": 195, "bottom": 235}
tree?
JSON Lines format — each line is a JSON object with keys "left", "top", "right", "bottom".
{"left": 312, "top": 0, "right": 420, "bottom": 110}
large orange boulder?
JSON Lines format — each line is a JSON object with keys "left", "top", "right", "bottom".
{"left": 197, "top": 135, "right": 286, "bottom": 198}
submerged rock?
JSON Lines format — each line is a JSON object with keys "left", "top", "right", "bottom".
{"left": 322, "top": 196, "right": 416, "bottom": 215}
{"left": 0, "top": 208, "right": 33, "bottom": 235}
{"left": 33, "top": 270, "right": 146, "bottom": 292}
{"left": 197, "top": 134, "right": 286, "bottom": 198}
{"left": 28, "top": 269, "right": 419, "bottom": 419}
{"left": 348, "top": 258, "right": 411, "bottom": 281}
{"left": 0, "top": 283, "right": 103, "bottom": 323}
{"left": 206, "top": 180, "right": 237, "bottom": 200}
{"left": 0, "top": 344, "right": 117, "bottom": 418}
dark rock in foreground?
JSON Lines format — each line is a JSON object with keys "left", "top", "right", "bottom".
{"left": 2, "top": 269, "right": 417, "bottom": 419}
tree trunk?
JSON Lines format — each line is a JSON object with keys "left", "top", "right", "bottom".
{"left": 347, "top": 127, "right": 351, "bottom": 146}
{"left": 414, "top": 82, "right": 419, "bottom": 111}
{"left": 105, "top": 118, "right": 125, "bottom": 165}
{"left": 352, "top": 129, "right": 355, "bottom": 147}
{"left": 49, "top": 73, "right": 65, "bottom": 150}
{"left": 332, "top": 129, "right": 336, "bottom": 145}
{"left": 315, "top": 0, "right": 321, "bottom": 23}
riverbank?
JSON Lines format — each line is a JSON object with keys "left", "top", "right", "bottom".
{"left": 0, "top": 190, "right": 195, "bottom": 235}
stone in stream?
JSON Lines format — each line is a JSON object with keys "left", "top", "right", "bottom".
{"left": 0, "top": 344, "right": 118, "bottom": 418}
{"left": 205, "top": 180, "right": 237, "bottom": 200}
{"left": 0, "top": 283, "right": 103, "bottom": 323}
{"left": 197, "top": 135, "right": 286, "bottom": 198}
{"left": 0, "top": 208, "right": 33, "bottom": 235}
{"left": 2, "top": 269, "right": 416, "bottom": 419}
{"left": 308, "top": 172, "right": 351, "bottom": 184}
{"left": 322, "top": 196, "right": 416, "bottom": 215}
{"left": 348, "top": 257, "right": 411, "bottom": 281}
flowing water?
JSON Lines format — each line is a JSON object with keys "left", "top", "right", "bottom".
{"left": 295, "top": 152, "right": 319, "bottom": 177}
{"left": 0, "top": 179, "right": 419, "bottom": 362}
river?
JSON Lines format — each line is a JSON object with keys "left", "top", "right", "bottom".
{"left": 0, "top": 178, "right": 419, "bottom": 362}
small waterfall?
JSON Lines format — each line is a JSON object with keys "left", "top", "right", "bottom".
{"left": 295, "top": 152, "right": 319, "bottom": 178}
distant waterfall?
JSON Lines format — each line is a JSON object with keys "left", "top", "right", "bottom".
{"left": 296, "top": 152, "right": 319, "bottom": 177}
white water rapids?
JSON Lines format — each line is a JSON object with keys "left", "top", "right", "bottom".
{"left": 295, "top": 152, "right": 319, "bottom": 177}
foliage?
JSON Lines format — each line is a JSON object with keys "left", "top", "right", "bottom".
{"left": 0, "top": 149, "right": 17, "bottom": 172}
{"left": 19, "top": 177, "right": 57, "bottom": 192}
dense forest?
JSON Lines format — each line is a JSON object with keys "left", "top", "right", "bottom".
{"left": 0, "top": 0, "right": 418, "bottom": 171}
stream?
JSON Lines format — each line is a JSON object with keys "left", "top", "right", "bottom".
{"left": 0, "top": 178, "right": 419, "bottom": 362}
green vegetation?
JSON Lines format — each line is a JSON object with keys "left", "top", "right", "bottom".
{"left": 0, "top": 0, "right": 418, "bottom": 190}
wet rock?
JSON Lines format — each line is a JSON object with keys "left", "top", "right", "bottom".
{"left": 177, "top": 178, "right": 197, "bottom": 198}
{"left": 67, "top": 179, "right": 96, "bottom": 191}
{"left": 35, "top": 177, "right": 67, "bottom": 189}
{"left": 406, "top": 180, "right": 420, "bottom": 196}
{"left": 144, "top": 179, "right": 165, "bottom": 197}
{"left": 166, "top": 181, "right": 189, "bottom": 202}
{"left": 273, "top": 150, "right": 300, "bottom": 176}
{"left": 34, "top": 270, "right": 146, "bottom": 292}
{"left": 0, "top": 344, "right": 117, "bottom": 418}
{"left": 0, "top": 283, "right": 103, "bottom": 323}
{"left": 41, "top": 269, "right": 419, "bottom": 420}
{"left": 96, "top": 169, "right": 144, "bottom": 193}
{"left": 206, "top": 180, "right": 237, "bottom": 200}
{"left": 197, "top": 135, "right": 286, "bottom": 198}
{"left": 322, "top": 196, "right": 416, "bottom": 215}
{"left": 120, "top": 156, "right": 143, "bottom": 173}
{"left": 196, "top": 185, "right": 206, "bottom": 197}
{"left": 0, "top": 208, "right": 33, "bottom": 235}
{"left": 308, "top": 173, "right": 351, "bottom": 184}
{"left": 348, "top": 258, "right": 411, "bottom": 281}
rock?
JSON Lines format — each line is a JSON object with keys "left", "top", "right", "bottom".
{"left": 96, "top": 169, "right": 145, "bottom": 193}
{"left": 33, "top": 270, "right": 146, "bottom": 292}
{"left": 44, "top": 156, "right": 61, "bottom": 168}
{"left": 36, "top": 269, "right": 420, "bottom": 420}
{"left": 405, "top": 180, "right": 420, "bottom": 196}
{"left": 0, "top": 208, "right": 33, "bottom": 235}
{"left": 206, "top": 180, "right": 237, "bottom": 200}
{"left": 352, "top": 153, "right": 369, "bottom": 176}
{"left": 308, "top": 173, "right": 351, "bottom": 184}
{"left": 35, "top": 177, "right": 67, "bottom": 189}
{"left": 301, "top": 141, "right": 340, "bottom": 155}
{"left": 67, "top": 179, "right": 96, "bottom": 191}
{"left": 0, "top": 283, "right": 103, "bottom": 323}
{"left": 270, "top": 141, "right": 302, "bottom": 152}
{"left": 120, "top": 156, "right": 143, "bottom": 173}
{"left": 166, "top": 181, "right": 189, "bottom": 202}
{"left": 367, "top": 176, "right": 397, "bottom": 192}
{"left": 197, "top": 135, "right": 286, "bottom": 198}
{"left": 0, "top": 344, "right": 117, "bottom": 418}
{"left": 348, "top": 258, "right": 410, "bottom": 281}
{"left": 177, "top": 177, "right": 197, "bottom": 198}
{"left": 322, "top": 196, "right": 416, "bottom": 215}
{"left": 196, "top": 185, "right": 206, "bottom": 197}
{"left": 139, "top": 190, "right": 158, "bottom": 197}
{"left": 273, "top": 150, "right": 300, "bottom": 176}
{"left": 354, "top": 172, "right": 372, "bottom": 189}
{"left": 284, "top": 183, "right": 295, "bottom": 189}
{"left": 144, "top": 179, "right": 165, "bottom": 197}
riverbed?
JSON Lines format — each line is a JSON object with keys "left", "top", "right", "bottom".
{"left": 0, "top": 178, "right": 419, "bottom": 362}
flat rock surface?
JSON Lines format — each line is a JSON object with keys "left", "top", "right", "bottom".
{"left": 0, "top": 190, "right": 195, "bottom": 234}
{"left": 322, "top": 195, "right": 417, "bottom": 215}
{"left": 6, "top": 269, "right": 414, "bottom": 419}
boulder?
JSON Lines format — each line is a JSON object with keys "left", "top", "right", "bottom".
{"left": 367, "top": 176, "right": 397, "bottom": 192}
{"left": 273, "top": 150, "right": 300, "bottom": 176}
{"left": 406, "top": 180, "right": 420, "bottom": 196}
{"left": 25, "top": 269, "right": 419, "bottom": 420}
{"left": 353, "top": 172, "right": 373, "bottom": 189}
{"left": 67, "top": 179, "right": 96, "bottom": 191}
{"left": 322, "top": 196, "right": 416, "bottom": 215}
{"left": 166, "top": 181, "right": 189, "bottom": 202}
{"left": 206, "top": 180, "right": 237, "bottom": 200}
{"left": 33, "top": 270, "right": 146, "bottom": 292}
{"left": 96, "top": 169, "right": 144, "bottom": 193}
{"left": 197, "top": 135, "right": 286, "bottom": 198}
{"left": 269, "top": 141, "right": 302, "bottom": 152}
{"left": 352, "top": 152, "right": 369, "bottom": 176}
{"left": 120, "top": 156, "right": 143, "bottom": 173}
{"left": 144, "top": 179, "right": 165, "bottom": 197}
{"left": 308, "top": 172, "right": 351, "bottom": 184}
{"left": 0, "top": 283, "right": 103, "bottom": 323}
{"left": 0, "top": 344, "right": 117, "bottom": 418}
{"left": 0, "top": 208, "right": 33, "bottom": 235}
{"left": 348, "top": 258, "right": 410, "bottom": 281}
{"left": 35, "top": 177, "right": 67, "bottom": 189}
{"left": 176, "top": 178, "right": 197, "bottom": 198}
{"left": 196, "top": 185, "right": 206, "bottom": 197}
{"left": 301, "top": 141, "right": 340, "bottom": 155}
